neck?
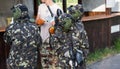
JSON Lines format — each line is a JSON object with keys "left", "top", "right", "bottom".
{"left": 46, "top": 0, "right": 54, "bottom": 6}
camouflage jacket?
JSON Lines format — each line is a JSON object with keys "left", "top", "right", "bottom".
{"left": 49, "top": 20, "right": 89, "bottom": 68}
{"left": 4, "top": 21, "right": 42, "bottom": 69}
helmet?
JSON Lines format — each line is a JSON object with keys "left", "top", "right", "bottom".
{"left": 11, "top": 4, "right": 29, "bottom": 20}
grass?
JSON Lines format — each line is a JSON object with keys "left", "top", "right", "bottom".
{"left": 114, "top": 38, "right": 120, "bottom": 51}
{"left": 86, "top": 38, "right": 120, "bottom": 65}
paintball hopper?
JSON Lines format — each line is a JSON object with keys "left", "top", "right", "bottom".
{"left": 57, "top": 9, "right": 62, "bottom": 17}
{"left": 68, "top": 4, "right": 84, "bottom": 21}
{"left": 55, "top": 9, "right": 63, "bottom": 27}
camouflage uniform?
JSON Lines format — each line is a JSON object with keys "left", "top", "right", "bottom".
{"left": 40, "top": 4, "right": 89, "bottom": 69}
{"left": 49, "top": 21, "right": 89, "bottom": 69}
{"left": 4, "top": 4, "right": 42, "bottom": 69}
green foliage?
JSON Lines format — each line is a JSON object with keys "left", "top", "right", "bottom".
{"left": 114, "top": 38, "right": 120, "bottom": 52}
{"left": 86, "top": 48, "right": 114, "bottom": 64}
{"left": 56, "top": 0, "right": 78, "bottom": 8}
{"left": 67, "top": 0, "right": 77, "bottom": 3}
{"left": 87, "top": 49, "right": 102, "bottom": 63}
{"left": 87, "top": 38, "right": 120, "bottom": 65}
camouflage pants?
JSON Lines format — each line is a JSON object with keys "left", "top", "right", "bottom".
{"left": 40, "top": 30, "right": 89, "bottom": 69}
{"left": 40, "top": 41, "right": 70, "bottom": 69}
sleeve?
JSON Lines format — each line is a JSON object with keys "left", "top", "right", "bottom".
{"left": 37, "top": 5, "right": 42, "bottom": 17}
{"left": 36, "top": 27, "right": 42, "bottom": 48}
{"left": 3, "top": 25, "right": 13, "bottom": 45}
{"left": 36, "top": 5, "right": 41, "bottom": 24}
{"left": 36, "top": 5, "right": 43, "bottom": 23}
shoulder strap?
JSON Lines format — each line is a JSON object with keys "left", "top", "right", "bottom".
{"left": 47, "top": 5, "right": 54, "bottom": 17}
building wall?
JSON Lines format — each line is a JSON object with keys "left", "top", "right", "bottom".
{"left": 0, "top": 0, "right": 34, "bottom": 17}
{"left": 0, "top": 0, "right": 13, "bottom": 27}
{"left": 0, "top": 0, "right": 34, "bottom": 27}
{"left": 82, "top": 0, "right": 105, "bottom": 12}
{"left": 0, "top": 0, "right": 13, "bottom": 16}
{"left": 82, "top": 0, "right": 120, "bottom": 12}
{"left": 23, "top": 0, "right": 34, "bottom": 18}
{"left": 112, "top": 0, "right": 120, "bottom": 12}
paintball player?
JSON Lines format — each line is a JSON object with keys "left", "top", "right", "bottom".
{"left": 4, "top": 4, "right": 42, "bottom": 69}
{"left": 49, "top": 4, "right": 89, "bottom": 69}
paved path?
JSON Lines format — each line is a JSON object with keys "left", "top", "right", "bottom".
{"left": 87, "top": 54, "right": 120, "bottom": 69}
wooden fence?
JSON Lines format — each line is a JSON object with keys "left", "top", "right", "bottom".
{"left": 82, "top": 13, "right": 120, "bottom": 52}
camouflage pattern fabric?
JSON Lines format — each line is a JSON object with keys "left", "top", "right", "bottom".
{"left": 40, "top": 20, "right": 89, "bottom": 69}
{"left": 40, "top": 4, "right": 89, "bottom": 69}
{"left": 49, "top": 21, "right": 89, "bottom": 69}
{"left": 4, "top": 21, "right": 41, "bottom": 69}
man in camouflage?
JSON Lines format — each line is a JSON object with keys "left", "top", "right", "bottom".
{"left": 4, "top": 4, "right": 42, "bottom": 69}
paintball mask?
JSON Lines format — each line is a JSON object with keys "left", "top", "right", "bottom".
{"left": 68, "top": 4, "right": 84, "bottom": 21}
{"left": 11, "top": 4, "right": 29, "bottom": 20}
{"left": 58, "top": 13, "right": 73, "bottom": 32}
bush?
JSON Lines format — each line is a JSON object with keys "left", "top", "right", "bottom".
{"left": 114, "top": 38, "right": 120, "bottom": 51}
